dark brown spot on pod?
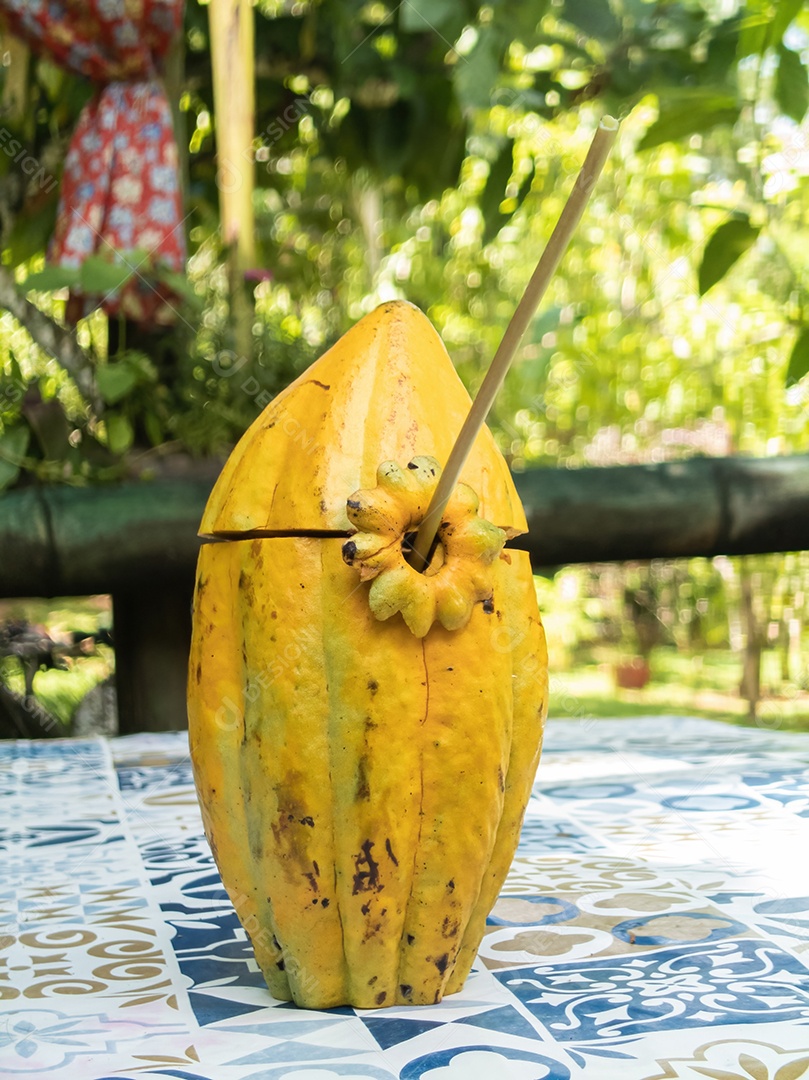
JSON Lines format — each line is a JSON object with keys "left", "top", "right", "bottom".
{"left": 482, "top": 597, "right": 495, "bottom": 614}
{"left": 355, "top": 757, "right": 370, "bottom": 801}
{"left": 376, "top": 991, "right": 387, "bottom": 1005}
{"left": 342, "top": 540, "right": 357, "bottom": 564}
{"left": 407, "top": 461, "right": 419, "bottom": 470}
{"left": 367, "top": 679, "right": 379, "bottom": 694}
{"left": 300, "top": 816, "right": 315, "bottom": 827}
{"left": 434, "top": 953, "right": 449, "bottom": 975}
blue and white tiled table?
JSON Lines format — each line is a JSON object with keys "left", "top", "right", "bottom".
{"left": 2, "top": 716, "right": 809, "bottom": 1079}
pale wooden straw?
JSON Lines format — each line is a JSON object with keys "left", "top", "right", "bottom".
{"left": 408, "top": 115, "right": 620, "bottom": 571}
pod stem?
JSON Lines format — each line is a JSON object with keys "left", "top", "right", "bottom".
{"left": 407, "top": 116, "right": 620, "bottom": 572}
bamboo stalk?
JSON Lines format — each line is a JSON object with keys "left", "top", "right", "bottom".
{"left": 209, "top": 0, "right": 256, "bottom": 267}
{"left": 0, "top": 26, "right": 30, "bottom": 130}
{"left": 209, "top": 0, "right": 256, "bottom": 359}
{"left": 408, "top": 116, "right": 620, "bottom": 571}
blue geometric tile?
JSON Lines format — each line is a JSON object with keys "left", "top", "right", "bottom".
{"left": 610, "top": 911, "right": 749, "bottom": 945}
{"left": 243, "top": 1066, "right": 396, "bottom": 1079}
{"left": 187, "top": 992, "right": 268, "bottom": 1025}
{"left": 516, "top": 817, "right": 602, "bottom": 854}
{"left": 400, "top": 1046, "right": 572, "bottom": 1079}
{"left": 117, "top": 763, "right": 194, "bottom": 791}
{"left": 455, "top": 1004, "right": 542, "bottom": 1041}
{"left": 536, "top": 782, "right": 637, "bottom": 801}
{"left": 487, "top": 895, "right": 580, "bottom": 927}
{"left": 229, "top": 1042, "right": 359, "bottom": 1064}
{"left": 495, "top": 939, "right": 809, "bottom": 1042}
{"left": 362, "top": 1016, "right": 445, "bottom": 1050}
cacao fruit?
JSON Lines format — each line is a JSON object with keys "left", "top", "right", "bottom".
{"left": 188, "top": 300, "right": 548, "bottom": 1009}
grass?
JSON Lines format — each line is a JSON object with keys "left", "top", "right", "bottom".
{"left": 552, "top": 647, "right": 809, "bottom": 733}
{"left": 2, "top": 653, "right": 113, "bottom": 729}
{"left": 2, "top": 594, "right": 808, "bottom": 736}
{"left": 0, "top": 595, "right": 113, "bottom": 731}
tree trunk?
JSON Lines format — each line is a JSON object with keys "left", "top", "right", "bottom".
{"left": 739, "top": 561, "right": 762, "bottom": 720}
{"left": 112, "top": 579, "right": 193, "bottom": 733}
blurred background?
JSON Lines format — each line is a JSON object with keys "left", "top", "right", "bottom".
{"left": 0, "top": 0, "right": 807, "bottom": 735}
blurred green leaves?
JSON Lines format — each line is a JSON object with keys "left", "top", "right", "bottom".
{"left": 786, "top": 328, "right": 809, "bottom": 388}
{"left": 638, "top": 91, "right": 740, "bottom": 152}
{"left": 0, "top": 426, "right": 30, "bottom": 490}
{"left": 698, "top": 217, "right": 761, "bottom": 296}
{"left": 775, "top": 44, "right": 809, "bottom": 123}
{"left": 1, "top": 0, "right": 808, "bottom": 490}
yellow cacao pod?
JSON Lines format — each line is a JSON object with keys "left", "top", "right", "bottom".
{"left": 188, "top": 301, "right": 548, "bottom": 1009}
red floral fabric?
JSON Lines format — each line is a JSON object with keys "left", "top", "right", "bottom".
{"left": 1, "top": 0, "right": 186, "bottom": 326}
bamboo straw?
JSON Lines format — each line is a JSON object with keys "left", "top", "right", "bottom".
{"left": 407, "top": 116, "right": 620, "bottom": 572}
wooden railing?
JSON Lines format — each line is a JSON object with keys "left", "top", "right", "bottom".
{"left": 2, "top": 454, "right": 808, "bottom": 731}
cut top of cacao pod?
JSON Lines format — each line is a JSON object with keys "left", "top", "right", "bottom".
{"left": 199, "top": 301, "right": 528, "bottom": 538}
{"left": 342, "top": 455, "right": 510, "bottom": 637}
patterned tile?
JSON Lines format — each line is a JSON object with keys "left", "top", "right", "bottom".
{"left": 2, "top": 719, "right": 809, "bottom": 1078}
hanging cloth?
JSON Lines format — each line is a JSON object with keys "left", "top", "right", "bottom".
{"left": 0, "top": 0, "right": 186, "bottom": 326}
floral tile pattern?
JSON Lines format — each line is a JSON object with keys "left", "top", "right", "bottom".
{"left": 1, "top": 717, "right": 809, "bottom": 1079}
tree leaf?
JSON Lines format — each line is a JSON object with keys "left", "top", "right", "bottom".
{"left": 399, "top": 0, "right": 458, "bottom": 33}
{"left": 737, "top": 0, "right": 770, "bottom": 59}
{"left": 143, "top": 412, "right": 164, "bottom": 448}
{"left": 786, "top": 326, "right": 809, "bottom": 387}
{"left": 22, "top": 266, "right": 80, "bottom": 292}
{"left": 6, "top": 196, "right": 59, "bottom": 268}
{"left": 638, "top": 91, "right": 739, "bottom": 151}
{"left": 79, "top": 256, "right": 136, "bottom": 295}
{"left": 562, "top": 0, "right": 621, "bottom": 42}
{"left": 515, "top": 159, "right": 536, "bottom": 208}
{"left": 156, "top": 268, "right": 205, "bottom": 311}
{"left": 776, "top": 44, "right": 809, "bottom": 123}
{"left": 481, "top": 139, "right": 515, "bottom": 245}
{"left": 454, "top": 28, "right": 501, "bottom": 111}
{"left": 105, "top": 412, "right": 134, "bottom": 455}
{"left": 0, "top": 425, "right": 30, "bottom": 489}
{"left": 771, "top": 0, "right": 805, "bottom": 48}
{"left": 97, "top": 363, "right": 139, "bottom": 406}
{"left": 698, "top": 216, "right": 760, "bottom": 295}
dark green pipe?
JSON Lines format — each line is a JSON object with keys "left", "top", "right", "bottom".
{"left": 1, "top": 455, "right": 808, "bottom": 598}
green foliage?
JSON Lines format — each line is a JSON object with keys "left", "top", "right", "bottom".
{"left": 0, "top": 426, "right": 29, "bottom": 490}
{"left": 698, "top": 217, "right": 761, "bottom": 296}
{"left": 786, "top": 328, "right": 809, "bottom": 387}
{"left": 0, "top": 0, "right": 808, "bottom": 482}
{"left": 637, "top": 91, "right": 740, "bottom": 152}
{"left": 775, "top": 43, "right": 809, "bottom": 123}
{"left": 96, "top": 363, "right": 139, "bottom": 406}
